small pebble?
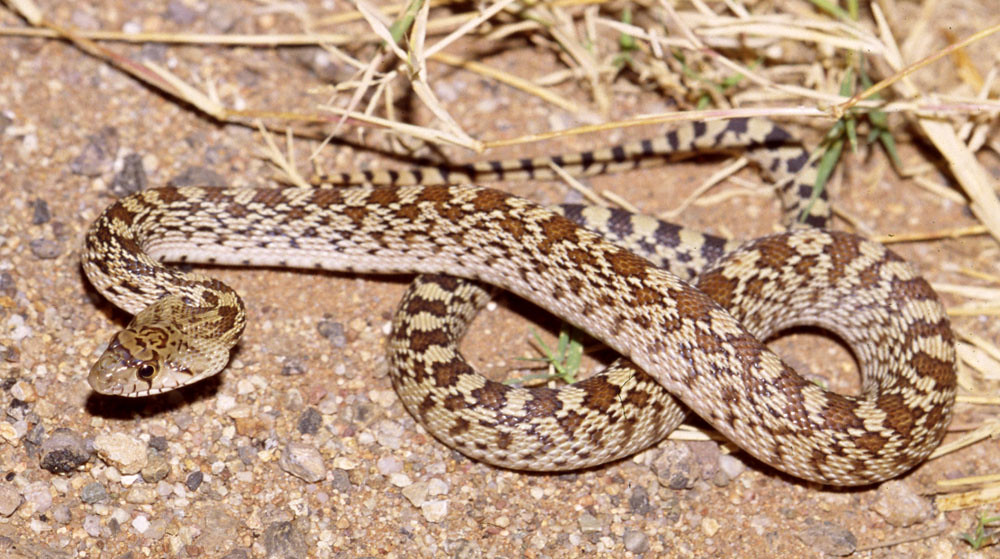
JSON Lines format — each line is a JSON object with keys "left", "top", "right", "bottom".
{"left": 23, "top": 481, "right": 52, "bottom": 514}
{"left": 0, "top": 484, "right": 21, "bottom": 516}
{"left": 578, "top": 513, "right": 601, "bottom": 533}
{"left": 330, "top": 470, "right": 352, "bottom": 493}
{"left": 623, "top": 529, "right": 649, "bottom": 554}
{"left": 237, "top": 445, "right": 256, "bottom": 465}
{"left": 131, "top": 515, "right": 150, "bottom": 534}
{"left": 426, "top": 478, "right": 448, "bottom": 496}
{"left": 83, "top": 514, "right": 102, "bottom": 537}
{"left": 279, "top": 442, "right": 326, "bottom": 483}
{"left": 50, "top": 503, "right": 71, "bottom": 524}
{"left": 628, "top": 486, "right": 651, "bottom": 515}
{"left": 148, "top": 436, "right": 168, "bottom": 452}
{"left": 0, "top": 422, "right": 19, "bottom": 444}
{"left": 110, "top": 153, "right": 148, "bottom": 196}
{"left": 185, "top": 471, "right": 204, "bottom": 491}
{"left": 141, "top": 449, "right": 171, "bottom": 483}
{"left": 281, "top": 359, "right": 307, "bottom": 377}
{"left": 31, "top": 199, "right": 51, "bottom": 225}
{"left": 701, "top": 517, "right": 720, "bottom": 537}
{"left": 796, "top": 521, "right": 856, "bottom": 557}
{"left": 124, "top": 486, "right": 158, "bottom": 505}
{"left": 375, "top": 420, "right": 404, "bottom": 449}
{"left": 388, "top": 473, "right": 412, "bottom": 487}
{"left": 420, "top": 500, "right": 448, "bottom": 523}
{"left": 215, "top": 394, "right": 237, "bottom": 414}
{"left": 6, "top": 315, "right": 32, "bottom": 342}
{"left": 376, "top": 455, "right": 403, "bottom": 475}
{"left": 296, "top": 407, "right": 322, "bottom": 435}
{"left": 70, "top": 126, "right": 118, "bottom": 176}
{"left": 94, "top": 433, "right": 147, "bottom": 474}
{"left": 193, "top": 507, "right": 241, "bottom": 553}
{"left": 164, "top": 0, "right": 200, "bottom": 25}
{"left": 402, "top": 481, "right": 429, "bottom": 507}
{"left": 80, "top": 482, "right": 108, "bottom": 504}
{"left": 29, "top": 238, "right": 63, "bottom": 259}
{"left": 333, "top": 456, "right": 358, "bottom": 470}
{"left": 263, "top": 520, "right": 309, "bottom": 559}
{"left": 872, "top": 479, "right": 934, "bottom": 527}
{"left": 40, "top": 428, "right": 92, "bottom": 474}
{"left": 317, "top": 317, "right": 347, "bottom": 348}
{"left": 714, "top": 454, "right": 747, "bottom": 486}
{"left": 0, "top": 272, "right": 15, "bottom": 296}
{"left": 652, "top": 441, "right": 699, "bottom": 490}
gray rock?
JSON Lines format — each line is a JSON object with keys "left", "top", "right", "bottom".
{"left": 192, "top": 507, "right": 240, "bottom": 555}
{"left": 297, "top": 407, "right": 322, "bottom": 435}
{"left": 141, "top": 449, "right": 171, "bottom": 483}
{"left": 31, "top": 199, "right": 50, "bottom": 225}
{"left": 0, "top": 271, "right": 14, "bottom": 297}
{"left": 628, "top": 486, "right": 650, "bottom": 515}
{"left": 796, "top": 521, "right": 856, "bottom": 557}
{"left": 872, "top": 479, "right": 935, "bottom": 527}
{"left": 623, "top": 528, "right": 649, "bottom": 554}
{"left": 40, "top": 428, "right": 92, "bottom": 474}
{"left": 263, "top": 520, "right": 310, "bottom": 559}
{"left": 578, "top": 512, "right": 601, "bottom": 533}
{"left": 80, "top": 482, "right": 108, "bottom": 504}
{"left": 110, "top": 153, "right": 148, "bottom": 196}
{"left": 185, "top": 471, "right": 204, "bottom": 491}
{"left": 164, "top": 0, "right": 199, "bottom": 25}
{"left": 317, "top": 316, "right": 347, "bottom": 348}
{"left": 23, "top": 481, "right": 52, "bottom": 514}
{"left": 714, "top": 454, "right": 747, "bottom": 486}
{"left": 29, "top": 238, "right": 63, "bottom": 260}
{"left": 71, "top": 126, "right": 118, "bottom": 176}
{"left": 148, "top": 435, "right": 168, "bottom": 452}
{"left": 0, "top": 483, "right": 22, "bottom": 516}
{"left": 652, "top": 441, "right": 700, "bottom": 490}
{"left": 279, "top": 441, "right": 326, "bottom": 483}
{"left": 50, "top": 503, "right": 72, "bottom": 524}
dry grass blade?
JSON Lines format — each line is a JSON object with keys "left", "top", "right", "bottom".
{"left": 430, "top": 52, "right": 582, "bottom": 113}
{"left": 319, "top": 104, "right": 482, "bottom": 152}
{"left": 936, "top": 483, "right": 1000, "bottom": 512}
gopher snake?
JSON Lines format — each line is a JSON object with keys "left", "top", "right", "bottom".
{"left": 83, "top": 119, "right": 956, "bottom": 485}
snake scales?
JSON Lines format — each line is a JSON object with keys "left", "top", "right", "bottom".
{"left": 83, "top": 118, "right": 956, "bottom": 486}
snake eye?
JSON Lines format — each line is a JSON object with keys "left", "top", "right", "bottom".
{"left": 136, "top": 364, "right": 156, "bottom": 381}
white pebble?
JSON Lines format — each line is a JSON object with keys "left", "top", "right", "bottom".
{"left": 389, "top": 473, "right": 412, "bottom": 487}
{"left": 376, "top": 455, "right": 403, "bottom": 475}
{"left": 426, "top": 478, "right": 448, "bottom": 496}
{"left": 279, "top": 442, "right": 326, "bottom": 483}
{"left": 420, "top": 499, "right": 448, "bottom": 522}
{"left": 131, "top": 514, "right": 150, "bottom": 533}
{"left": 214, "top": 394, "right": 237, "bottom": 414}
{"left": 94, "top": 433, "right": 147, "bottom": 475}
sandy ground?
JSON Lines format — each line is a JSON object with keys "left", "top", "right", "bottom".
{"left": 2, "top": 1, "right": 1000, "bottom": 557}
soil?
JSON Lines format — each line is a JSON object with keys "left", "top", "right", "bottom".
{"left": 1, "top": 1, "right": 1000, "bottom": 558}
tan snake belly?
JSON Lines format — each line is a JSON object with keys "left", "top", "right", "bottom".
{"left": 83, "top": 122, "right": 957, "bottom": 486}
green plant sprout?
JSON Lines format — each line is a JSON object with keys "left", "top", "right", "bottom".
{"left": 507, "top": 324, "right": 586, "bottom": 385}
{"left": 960, "top": 511, "right": 1000, "bottom": 550}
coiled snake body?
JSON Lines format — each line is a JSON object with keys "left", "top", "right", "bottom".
{"left": 83, "top": 118, "right": 956, "bottom": 486}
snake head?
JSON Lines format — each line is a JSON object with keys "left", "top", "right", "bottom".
{"left": 89, "top": 327, "right": 194, "bottom": 397}
{"left": 89, "top": 295, "right": 238, "bottom": 397}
